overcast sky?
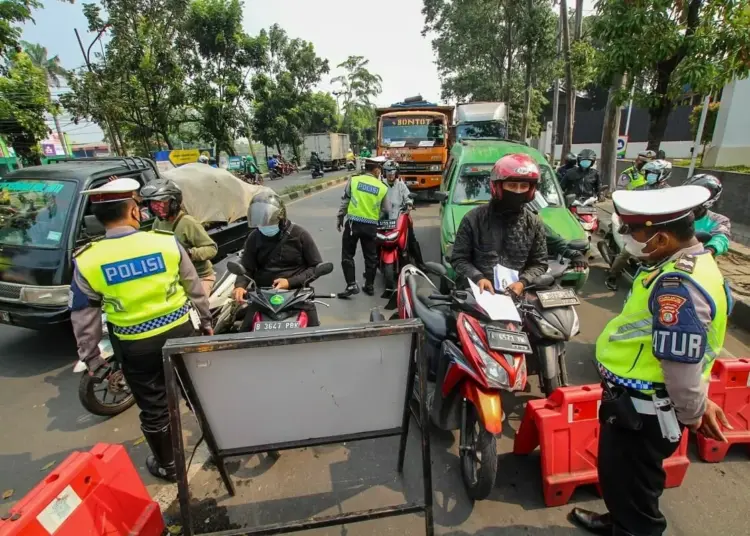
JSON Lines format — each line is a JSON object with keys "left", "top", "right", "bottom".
{"left": 22, "top": 0, "right": 597, "bottom": 144}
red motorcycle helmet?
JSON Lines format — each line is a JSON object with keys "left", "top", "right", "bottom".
{"left": 489, "top": 153, "right": 541, "bottom": 201}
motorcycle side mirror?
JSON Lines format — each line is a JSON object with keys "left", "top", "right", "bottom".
{"left": 530, "top": 274, "right": 555, "bottom": 289}
{"left": 314, "top": 262, "right": 334, "bottom": 278}
{"left": 565, "top": 193, "right": 576, "bottom": 207}
{"left": 433, "top": 191, "right": 448, "bottom": 203}
{"left": 227, "top": 260, "right": 247, "bottom": 276}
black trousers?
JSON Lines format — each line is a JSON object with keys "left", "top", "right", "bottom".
{"left": 341, "top": 220, "right": 378, "bottom": 286}
{"left": 115, "top": 321, "right": 194, "bottom": 432}
{"left": 599, "top": 412, "right": 684, "bottom": 536}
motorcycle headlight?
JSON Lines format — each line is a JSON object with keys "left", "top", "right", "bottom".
{"left": 536, "top": 315, "right": 565, "bottom": 340}
{"left": 20, "top": 285, "right": 70, "bottom": 306}
{"left": 430, "top": 164, "right": 441, "bottom": 172}
{"left": 463, "top": 318, "right": 510, "bottom": 388}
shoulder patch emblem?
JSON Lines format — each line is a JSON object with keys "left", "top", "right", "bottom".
{"left": 657, "top": 294, "right": 687, "bottom": 326}
{"left": 674, "top": 255, "right": 696, "bottom": 274}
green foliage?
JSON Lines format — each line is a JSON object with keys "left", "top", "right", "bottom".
{"left": 0, "top": 0, "right": 40, "bottom": 65}
{"left": 302, "top": 92, "right": 338, "bottom": 133}
{"left": 20, "top": 41, "right": 66, "bottom": 87}
{"left": 689, "top": 102, "right": 720, "bottom": 145}
{"left": 331, "top": 55, "right": 381, "bottom": 149}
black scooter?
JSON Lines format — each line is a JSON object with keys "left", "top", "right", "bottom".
{"left": 311, "top": 163, "right": 324, "bottom": 179}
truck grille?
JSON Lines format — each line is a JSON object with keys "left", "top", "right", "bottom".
{"left": 0, "top": 282, "right": 21, "bottom": 301}
{"left": 398, "top": 162, "right": 438, "bottom": 174}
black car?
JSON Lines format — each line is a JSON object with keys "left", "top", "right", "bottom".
{"left": 0, "top": 157, "right": 248, "bottom": 330}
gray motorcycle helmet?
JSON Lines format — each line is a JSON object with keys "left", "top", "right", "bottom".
{"left": 248, "top": 190, "right": 287, "bottom": 228}
{"left": 643, "top": 159, "right": 672, "bottom": 186}
{"left": 139, "top": 179, "right": 183, "bottom": 203}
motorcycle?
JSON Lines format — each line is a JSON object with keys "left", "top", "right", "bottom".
{"left": 346, "top": 159, "right": 356, "bottom": 171}
{"left": 376, "top": 200, "right": 414, "bottom": 295}
{"left": 566, "top": 194, "right": 599, "bottom": 236}
{"left": 222, "top": 260, "right": 336, "bottom": 333}
{"left": 76, "top": 257, "right": 240, "bottom": 417}
{"left": 311, "top": 163, "right": 324, "bottom": 179}
{"left": 268, "top": 167, "right": 284, "bottom": 180}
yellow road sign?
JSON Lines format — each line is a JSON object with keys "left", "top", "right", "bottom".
{"left": 169, "top": 149, "right": 200, "bottom": 166}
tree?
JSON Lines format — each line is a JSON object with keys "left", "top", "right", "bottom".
{"left": 250, "top": 24, "right": 329, "bottom": 160}
{"left": 183, "top": 0, "right": 266, "bottom": 155}
{"left": 0, "top": 0, "right": 40, "bottom": 66}
{"left": 22, "top": 41, "right": 68, "bottom": 154}
{"left": 593, "top": 0, "right": 750, "bottom": 151}
{"left": 331, "top": 55, "right": 382, "bottom": 143}
{"left": 559, "top": 0, "right": 574, "bottom": 157}
{"left": 0, "top": 50, "right": 55, "bottom": 162}
{"left": 301, "top": 91, "right": 338, "bottom": 133}
{"left": 422, "top": 0, "right": 556, "bottom": 139}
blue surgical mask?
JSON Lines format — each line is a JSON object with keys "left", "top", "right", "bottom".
{"left": 579, "top": 160, "right": 592, "bottom": 169}
{"left": 646, "top": 172, "right": 659, "bottom": 185}
{"left": 259, "top": 225, "right": 280, "bottom": 237}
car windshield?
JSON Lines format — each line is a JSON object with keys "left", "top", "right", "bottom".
{"left": 381, "top": 115, "right": 445, "bottom": 147}
{"left": 456, "top": 121, "right": 507, "bottom": 140}
{"left": 0, "top": 179, "right": 77, "bottom": 248}
{"left": 452, "top": 163, "right": 562, "bottom": 206}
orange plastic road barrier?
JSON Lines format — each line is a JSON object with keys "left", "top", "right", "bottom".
{"left": 697, "top": 358, "right": 750, "bottom": 463}
{"left": 0, "top": 443, "right": 163, "bottom": 536}
{"left": 514, "top": 384, "right": 689, "bottom": 507}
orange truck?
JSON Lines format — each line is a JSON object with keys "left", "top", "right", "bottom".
{"left": 376, "top": 96, "right": 454, "bottom": 200}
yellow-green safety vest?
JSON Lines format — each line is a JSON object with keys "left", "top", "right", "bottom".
{"left": 347, "top": 174, "right": 387, "bottom": 225}
{"left": 596, "top": 253, "right": 728, "bottom": 393}
{"left": 623, "top": 166, "right": 647, "bottom": 190}
{"left": 75, "top": 230, "right": 190, "bottom": 340}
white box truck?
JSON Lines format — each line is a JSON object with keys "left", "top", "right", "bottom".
{"left": 303, "top": 133, "right": 350, "bottom": 170}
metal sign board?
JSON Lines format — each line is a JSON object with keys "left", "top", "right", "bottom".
{"left": 169, "top": 149, "right": 201, "bottom": 166}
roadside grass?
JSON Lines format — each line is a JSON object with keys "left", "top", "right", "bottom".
{"left": 671, "top": 158, "right": 750, "bottom": 174}
{"left": 277, "top": 175, "right": 348, "bottom": 196}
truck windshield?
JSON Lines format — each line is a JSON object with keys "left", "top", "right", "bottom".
{"left": 456, "top": 121, "right": 507, "bottom": 140}
{"left": 0, "top": 179, "right": 77, "bottom": 248}
{"left": 381, "top": 116, "right": 445, "bottom": 147}
{"left": 452, "top": 164, "right": 562, "bottom": 206}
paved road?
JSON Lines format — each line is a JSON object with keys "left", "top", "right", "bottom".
{"left": 264, "top": 168, "right": 351, "bottom": 194}
{"left": 1, "top": 187, "right": 749, "bottom": 534}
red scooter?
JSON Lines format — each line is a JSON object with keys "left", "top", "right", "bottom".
{"left": 376, "top": 201, "right": 414, "bottom": 294}
{"left": 389, "top": 263, "right": 533, "bottom": 500}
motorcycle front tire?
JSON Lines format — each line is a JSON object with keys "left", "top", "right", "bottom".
{"left": 460, "top": 404, "right": 498, "bottom": 500}
{"left": 537, "top": 342, "right": 567, "bottom": 397}
{"left": 78, "top": 369, "right": 136, "bottom": 417}
{"left": 383, "top": 262, "right": 397, "bottom": 292}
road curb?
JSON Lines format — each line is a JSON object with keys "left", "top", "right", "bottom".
{"left": 278, "top": 176, "right": 349, "bottom": 204}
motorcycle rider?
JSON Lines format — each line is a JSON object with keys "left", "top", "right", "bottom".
{"left": 452, "top": 153, "right": 548, "bottom": 295}
{"left": 232, "top": 191, "right": 324, "bottom": 326}
{"left": 309, "top": 151, "right": 323, "bottom": 174}
{"left": 140, "top": 179, "right": 218, "bottom": 296}
{"left": 69, "top": 178, "right": 212, "bottom": 482}
{"left": 556, "top": 152, "right": 577, "bottom": 181}
{"left": 683, "top": 174, "right": 731, "bottom": 257}
{"left": 559, "top": 148, "right": 601, "bottom": 200}
{"left": 337, "top": 155, "right": 389, "bottom": 297}
{"left": 616, "top": 150, "right": 656, "bottom": 191}
{"left": 381, "top": 159, "right": 426, "bottom": 269}
{"left": 198, "top": 154, "right": 209, "bottom": 164}
{"left": 606, "top": 160, "right": 673, "bottom": 290}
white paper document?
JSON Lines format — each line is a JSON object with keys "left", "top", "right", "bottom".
{"left": 493, "top": 264, "right": 519, "bottom": 291}
{"left": 468, "top": 279, "right": 521, "bottom": 323}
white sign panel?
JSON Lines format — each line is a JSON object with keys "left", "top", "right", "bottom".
{"left": 181, "top": 333, "right": 413, "bottom": 451}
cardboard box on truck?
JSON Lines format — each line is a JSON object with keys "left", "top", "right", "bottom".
{"left": 303, "top": 133, "right": 350, "bottom": 169}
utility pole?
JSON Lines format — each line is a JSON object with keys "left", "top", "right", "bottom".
{"left": 74, "top": 28, "right": 121, "bottom": 156}
{"left": 549, "top": 17, "right": 562, "bottom": 164}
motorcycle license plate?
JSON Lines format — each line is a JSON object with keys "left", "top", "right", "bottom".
{"left": 254, "top": 320, "right": 300, "bottom": 331}
{"left": 536, "top": 288, "right": 580, "bottom": 308}
{"left": 485, "top": 327, "right": 533, "bottom": 354}
{"left": 575, "top": 206, "right": 596, "bottom": 215}
{"left": 0, "top": 311, "right": 9, "bottom": 324}
{"left": 378, "top": 219, "right": 397, "bottom": 230}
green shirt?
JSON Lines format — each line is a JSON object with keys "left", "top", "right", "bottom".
{"left": 152, "top": 212, "right": 217, "bottom": 278}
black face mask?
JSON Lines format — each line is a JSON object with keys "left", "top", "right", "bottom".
{"left": 490, "top": 191, "right": 527, "bottom": 214}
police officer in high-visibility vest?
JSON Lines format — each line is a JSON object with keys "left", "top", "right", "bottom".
{"left": 69, "top": 178, "right": 212, "bottom": 482}
{"left": 616, "top": 150, "right": 656, "bottom": 191}
{"left": 570, "top": 185, "right": 733, "bottom": 536}
{"left": 336, "top": 156, "right": 389, "bottom": 297}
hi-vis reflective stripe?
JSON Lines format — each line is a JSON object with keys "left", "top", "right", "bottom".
{"left": 615, "top": 318, "right": 651, "bottom": 334}
{"left": 609, "top": 328, "right": 652, "bottom": 342}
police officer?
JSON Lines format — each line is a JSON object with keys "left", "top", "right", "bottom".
{"left": 570, "top": 185, "right": 732, "bottom": 536}
{"left": 616, "top": 150, "right": 656, "bottom": 191}
{"left": 337, "top": 155, "right": 389, "bottom": 297}
{"left": 69, "top": 178, "right": 212, "bottom": 482}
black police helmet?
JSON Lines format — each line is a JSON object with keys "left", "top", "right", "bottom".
{"left": 684, "top": 174, "right": 722, "bottom": 209}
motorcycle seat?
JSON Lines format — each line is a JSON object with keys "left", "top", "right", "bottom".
{"left": 407, "top": 274, "right": 453, "bottom": 339}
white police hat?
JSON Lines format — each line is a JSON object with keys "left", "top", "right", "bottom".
{"left": 364, "top": 155, "right": 388, "bottom": 164}
{"left": 612, "top": 185, "right": 710, "bottom": 227}
{"left": 81, "top": 177, "right": 141, "bottom": 204}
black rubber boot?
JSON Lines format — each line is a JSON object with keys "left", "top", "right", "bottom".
{"left": 338, "top": 283, "right": 360, "bottom": 298}
{"left": 142, "top": 425, "right": 177, "bottom": 483}
{"left": 363, "top": 284, "right": 375, "bottom": 296}
{"left": 363, "top": 269, "right": 376, "bottom": 296}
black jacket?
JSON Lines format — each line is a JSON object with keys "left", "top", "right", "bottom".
{"left": 451, "top": 204, "right": 548, "bottom": 285}
{"left": 235, "top": 221, "right": 323, "bottom": 289}
{"left": 560, "top": 166, "right": 601, "bottom": 199}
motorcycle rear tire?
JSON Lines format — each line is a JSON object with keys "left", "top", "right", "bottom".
{"left": 78, "top": 369, "right": 136, "bottom": 417}
{"left": 460, "top": 405, "right": 497, "bottom": 500}
{"left": 383, "top": 262, "right": 397, "bottom": 292}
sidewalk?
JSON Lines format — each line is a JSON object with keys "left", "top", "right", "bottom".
{"left": 597, "top": 200, "right": 750, "bottom": 331}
